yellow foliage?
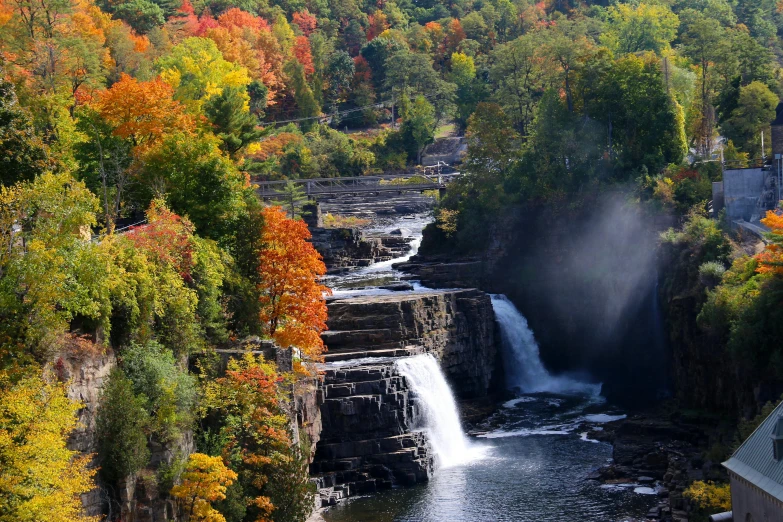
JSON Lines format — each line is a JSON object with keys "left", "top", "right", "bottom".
{"left": 683, "top": 480, "right": 731, "bottom": 512}
{"left": 322, "top": 213, "right": 370, "bottom": 229}
{"left": 171, "top": 453, "right": 237, "bottom": 522}
{"left": 436, "top": 208, "right": 459, "bottom": 237}
{"left": 0, "top": 370, "right": 97, "bottom": 522}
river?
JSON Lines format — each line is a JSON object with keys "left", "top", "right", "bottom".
{"left": 319, "top": 210, "right": 659, "bottom": 522}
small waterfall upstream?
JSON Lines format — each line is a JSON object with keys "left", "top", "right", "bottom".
{"left": 491, "top": 294, "right": 601, "bottom": 396}
{"left": 395, "top": 354, "right": 478, "bottom": 468}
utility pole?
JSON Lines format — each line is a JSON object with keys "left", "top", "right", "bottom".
{"left": 762, "top": 131, "right": 766, "bottom": 164}
{"left": 391, "top": 93, "right": 396, "bottom": 130}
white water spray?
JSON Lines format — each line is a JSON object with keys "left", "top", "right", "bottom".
{"left": 491, "top": 294, "right": 602, "bottom": 396}
{"left": 395, "top": 354, "right": 480, "bottom": 468}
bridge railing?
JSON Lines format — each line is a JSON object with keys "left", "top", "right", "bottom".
{"left": 254, "top": 172, "right": 462, "bottom": 197}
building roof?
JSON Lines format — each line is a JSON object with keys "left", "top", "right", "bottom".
{"left": 724, "top": 400, "right": 783, "bottom": 501}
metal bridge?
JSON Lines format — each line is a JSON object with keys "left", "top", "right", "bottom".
{"left": 254, "top": 167, "right": 461, "bottom": 199}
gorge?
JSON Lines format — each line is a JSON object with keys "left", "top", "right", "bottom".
{"left": 306, "top": 194, "right": 671, "bottom": 521}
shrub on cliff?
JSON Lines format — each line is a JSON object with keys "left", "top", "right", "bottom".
{"left": 121, "top": 341, "right": 198, "bottom": 443}
{"left": 96, "top": 368, "right": 151, "bottom": 485}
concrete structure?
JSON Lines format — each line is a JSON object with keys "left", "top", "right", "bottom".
{"left": 717, "top": 168, "right": 768, "bottom": 222}
{"left": 723, "top": 400, "right": 783, "bottom": 522}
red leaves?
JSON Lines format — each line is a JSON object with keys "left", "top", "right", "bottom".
{"left": 293, "top": 36, "right": 314, "bottom": 75}
{"left": 292, "top": 10, "right": 317, "bottom": 36}
{"left": 125, "top": 201, "right": 195, "bottom": 281}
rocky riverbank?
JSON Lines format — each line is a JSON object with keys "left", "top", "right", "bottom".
{"left": 587, "top": 410, "right": 730, "bottom": 522}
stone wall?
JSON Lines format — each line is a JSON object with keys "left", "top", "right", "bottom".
{"left": 310, "top": 227, "right": 397, "bottom": 272}
{"left": 310, "top": 363, "right": 433, "bottom": 506}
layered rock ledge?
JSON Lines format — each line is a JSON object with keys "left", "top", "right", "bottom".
{"left": 311, "top": 289, "right": 499, "bottom": 507}
{"left": 323, "top": 289, "right": 498, "bottom": 399}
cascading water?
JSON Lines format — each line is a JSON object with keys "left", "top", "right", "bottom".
{"left": 395, "top": 354, "right": 479, "bottom": 468}
{"left": 490, "top": 294, "right": 601, "bottom": 396}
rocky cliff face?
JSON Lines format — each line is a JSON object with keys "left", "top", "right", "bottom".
{"left": 311, "top": 289, "right": 498, "bottom": 506}
{"left": 61, "top": 350, "right": 117, "bottom": 517}
{"left": 310, "top": 362, "right": 432, "bottom": 506}
{"left": 310, "top": 227, "right": 411, "bottom": 273}
{"left": 323, "top": 290, "right": 498, "bottom": 398}
{"left": 401, "top": 196, "right": 673, "bottom": 408}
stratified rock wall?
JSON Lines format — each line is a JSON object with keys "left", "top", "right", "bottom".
{"left": 311, "top": 289, "right": 498, "bottom": 506}
{"left": 63, "top": 350, "right": 117, "bottom": 517}
{"left": 310, "top": 228, "right": 398, "bottom": 272}
{"left": 310, "top": 363, "right": 432, "bottom": 506}
{"left": 323, "top": 289, "right": 497, "bottom": 399}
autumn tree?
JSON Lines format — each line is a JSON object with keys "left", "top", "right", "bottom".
{"left": 0, "top": 369, "right": 97, "bottom": 522}
{"left": 93, "top": 73, "right": 195, "bottom": 151}
{"left": 155, "top": 37, "right": 251, "bottom": 110}
{"left": 0, "top": 172, "right": 115, "bottom": 358}
{"left": 291, "top": 10, "right": 316, "bottom": 36}
{"left": 257, "top": 206, "right": 329, "bottom": 359}
{"left": 171, "top": 453, "right": 237, "bottom": 522}
{"left": 756, "top": 210, "right": 783, "bottom": 275}
{"left": 200, "top": 353, "right": 301, "bottom": 522}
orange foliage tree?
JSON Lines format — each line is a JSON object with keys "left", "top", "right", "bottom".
{"left": 293, "top": 35, "right": 314, "bottom": 75}
{"left": 93, "top": 73, "right": 194, "bottom": 150}
{"left": 756, "top": 210, "right": 783, "bottom": 274}
{"left": 201, "top": 353, "right": 292, "bottom": 522}
{"left": 257, "top": 206, "right": 329, "bottom": 358}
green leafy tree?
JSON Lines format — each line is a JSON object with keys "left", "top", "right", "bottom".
{"left": 399, "top": 94, "right": 436, "bottom": 164}
{"left": 679, "top": 10, "right": 727, "bottom": 156}
{"left": 722, "top": 81, "right": 779, "bottom": 156}
{"left": 139, "top": 133, "right": 248, "bottom": 240}
{"left": 204, "top": 86, "right": 264, "bottom": 158}
{"left": 0, "top": 76, "right": 52, "bottom": 186}
{"left": 600, "top": 3, "right": 679, "bottom": 55}
{"left": 120, "top": 341, "right": 198, "bottom": 443}
{"left": 489, "top": 34, "right": 551, "bottom": 134}
{"left": 284, "top": 60, "right": 320, "bottom": 132}
{"left": 97, "top": 368, "right": 151, "bottom": 485}
{"left": 111, "top": 0, "right": 165, "bottom": 34}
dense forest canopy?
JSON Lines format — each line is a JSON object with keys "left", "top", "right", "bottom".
{"left": 3, "top": 0, "right": 783, "bottom": 517}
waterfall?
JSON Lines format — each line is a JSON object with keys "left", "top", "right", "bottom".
{"left": 490, "top": 294, "right": 601, "bottom": 396}
{"left": 396, "top": 354, "right": 478, "bottom": 468}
